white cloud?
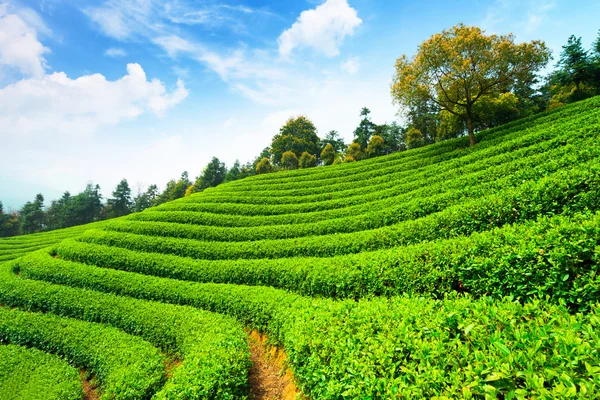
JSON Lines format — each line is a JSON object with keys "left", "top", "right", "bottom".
{"left": 482, "top": 0, "right": 556, "bottom": 36}
{"left": 104, "top": 47, "right": 127, "bottom": 57}
{"left": 341, "top": 57, "right": 360, "bottom": 74}
{"left": 0, "top": 63, "right": 188, "bottom": 138}
{"left": 278, "top": 0, "right": 362, "bottom": 57}
{"left": 0, "top": 4, "right": 49, "bottom": 77}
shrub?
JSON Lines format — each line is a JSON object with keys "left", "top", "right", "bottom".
{"left": 255, "top": 157, "right": 273, "bottom": 174}
{"left": 320, "top": 143, "right": 336, "bottom": 165}
{"left": 281, "top": 151, "right": 299, "bottom": 170}
{"left": 298, "top": 151, "right": 317, "bottom": 168}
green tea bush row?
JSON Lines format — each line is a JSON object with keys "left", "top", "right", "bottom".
{"left": 150, "top": 126, "right": 595, "bottom": 215}
{"left": 156, "top": 131, "right": 599, "bottom": 217}
{"left": 0, "top": 305, "right": 164, "bottom": 400}
{"left": 175, "top": 110, "right": 597, "bottom": 203}
{"left": 77, "top": 162, "right": 600, "bottom": 260}
{"left": 0, "top": 261, "right": 250, "bottom": 399}
{"left": 49, "top": 212, "right": 600, "bottom": 309}
{"left": 109, "top": 140, "right": 600, "bottom": 242}
{"left": 0, "top": 344, "right": 82, "bottom": 400}
{"left": 15, "top": 255, "right": 600, "bottom": 399}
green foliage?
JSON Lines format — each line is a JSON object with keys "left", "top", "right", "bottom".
{"left": 406, "top": 127, "right": 425, "bottom": 149}
{"left": 345, "top": 141, "right": 363, "bottom": 162}
{"left": 0, "top": 259, "right": 250, "bottom": 399}
{"left": 0, "top": 305, "right": 164, "bottom": 400}
{"left": 255, "top": 157, "right": 273, "bottom": 174}
{"left": 298, "top": 151, "right": 317, "bottom": 168}
{"left": 271, "top": 116, "right": 320, "bottom": 165}
{"left": 224, "top": 159, "right": 242, "bottom": 182}
{"left": 365, "top": 134, "right": 385, "bottom": 157}
{"left": 0, "top": 202, "right": 19, "bottom": 238}
{"left": 4, "top": 96, "right": 600, "bottom": 399}
{"left": 353, "top": 107, "right": 376, "bottom": 149}
{"left": 133, "top": 184, "right": 158, "bottom": 212}
{"left": 281, "top": 150, "right": 299, "bottom": 170}
{"left": 194, "top": 157, "right": 227, "bottom": 191}
{"left": 320, "top": 130, "right": 346, "bottom": 153}
{"left": 19, "top": 194, "right": 45, "bottom": 234}
{"left": 392, "top": 24, "right": 551, "bottom": 145}
{"left": 0, "top": 344, "right": 82, "bottom": 400}
{"left": 320, "top": 143, "right": 336, "bottom": 166}
{"left": 16, "top": 252, "right": 600, "bottom": 399}
{"left": 107, "top": 179, "right": 133, "bottom": 218}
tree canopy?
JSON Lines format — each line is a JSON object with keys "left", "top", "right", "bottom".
{"left": 271, "top": 116, "right": 320, "bottom": 165}
{"left": 392, "top": 24, "right": 550, "bottom": 145}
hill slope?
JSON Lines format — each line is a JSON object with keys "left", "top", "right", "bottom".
{"left": 2, "top": 96, "right": 600, "bottom": 398}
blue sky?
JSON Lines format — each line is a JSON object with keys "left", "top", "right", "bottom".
{"left": 1, "top": 0, "right": 599, "bottom": 209}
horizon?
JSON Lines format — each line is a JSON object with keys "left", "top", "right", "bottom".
{"left": 2, "top": 0, "right": 600, "bottom": 210}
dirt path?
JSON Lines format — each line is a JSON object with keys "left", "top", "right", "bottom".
{"left": 247, "top": 331, "right": 300, "bottom": 400}
{"left": 80, "top": 370, "right": 100, "bottom": 400}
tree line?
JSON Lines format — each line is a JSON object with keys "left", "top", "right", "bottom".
{"left": 2, "top": 25, "right": 599, "bottom": 237}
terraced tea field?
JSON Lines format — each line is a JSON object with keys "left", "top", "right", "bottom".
{"left": 2, "top": 96, "right": 600, "bottom": 398}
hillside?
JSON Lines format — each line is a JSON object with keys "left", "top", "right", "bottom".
{"left": 1, "top": 96, "right": 600, "bottom": 398}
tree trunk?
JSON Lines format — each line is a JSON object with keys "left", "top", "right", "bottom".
{"left": 467, "top": 117, "right": 476, "bottom": 146}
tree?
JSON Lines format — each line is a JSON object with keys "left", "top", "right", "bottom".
{"left": 321, "top": 130, "right": 346, "bottom": 153}
{"left": 376, "top": 122, "right": 406, "bottom": 154}
{"left": 346, "top": 142, "right": 363, "bottom": 162}
{"left": 133, "top": 184, "right": 158, "bottom": 212}
{"left": 366, "top": 135, "right": 385, "bottom": 158}
{"left": 45, "top": 191, "right": 74, "bottom": 230}
{"left": 299, "top": 152, "right": 317, "bottom": 168}
{"left": 556, "top": 35, "right": 592, "bottom": 92}
{"left": 194, "top": 158, "right": 227, "bottom": 191}
{"left": 0, "top": 201, "right": 19, "bottom": 237}
{"left": 353, "top": 107, "right": 376, "bottom": 149}
{"left": 71, "top": 183, "right": 103, "bottom": 225}
{"left": 20, "top": 194, "right": 45, "bottom": 234}
{"left": 392, "top": 24, "right": 550, "bottom": 146}
{"left": 107, "top": 179, "right": 133, "bottom": 218}
{"left": 271, "top": 116, "right": 320, "bottom": 165}
{"left": 225, "top": 160, "right": 242, "bottom": 182}
{"left": 406, "top": 128, "right": 425, "bottom": 149}
{"left": 320, "top": 143, "right": 336, "bottom": 166}
{"left": 240, "top": 162, "right": 255, "bottom": 179}
{"left": 548, "top": 34, "right": 600, "bottom": 106}
{"left": 256, "top": 157, "right": 273, "bottom": 174}
{"left": 281, "top": 151, "right": 299, "bottom": 170}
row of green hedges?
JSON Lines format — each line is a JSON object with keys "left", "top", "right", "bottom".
{"left": 50, "top": 212, "right": 600, "bottom": 309}
{"left": 0, "top": 344, "right": 82, "bottom": 400}
{"left": 135, "top": 127, "right": 598, "bottom": 229}
{"left": 0, "top": 261, "right": 250, "bottom": 399}
{"left": 107, "top": 137, "right": 600, "bottom": 243}
{"left": 76, "top": 162, "right": 600, "bottom": 261}
{"left": 15, "top": 255, "right": 600, "bottom": 399}
{"left": 0, "top": 305, "right": 164, "bottom": 400}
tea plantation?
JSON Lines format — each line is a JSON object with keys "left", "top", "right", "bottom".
{"left": 1, "top": 96, "right": 600, "bottom": 398}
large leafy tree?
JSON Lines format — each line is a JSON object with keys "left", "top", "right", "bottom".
{"left": 353, "top": 107, "right": 376, "bottom": 149}
{"left": 271, "top": 116, "right": 320, "bottom": 165}
{"left": 107, "top": 179, "right": 133, "bottom": 218}
{"left": 392, "top": 24, "right": 550, "bottom": 145}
